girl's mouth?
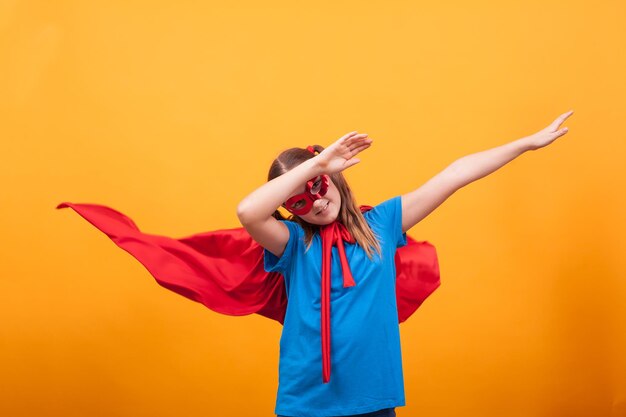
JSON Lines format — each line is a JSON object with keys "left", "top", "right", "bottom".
{"left": 316, "top": 202, "right": 329, "bottom": 215}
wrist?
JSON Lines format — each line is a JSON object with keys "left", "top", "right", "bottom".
{"left": 301, "top": 156, "right": 325, "bottom": 176}
{"left": 518, "top": 135, "right": 539, "bottom": 152}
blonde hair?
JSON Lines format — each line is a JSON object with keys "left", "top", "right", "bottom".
{"left": 268, "top": 145, "right": 382, "bottom": 260}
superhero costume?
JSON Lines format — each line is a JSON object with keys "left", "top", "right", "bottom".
{"left": 55, "top": 201, "right": 440, "bottom": 382}
{"left": 55, "top": 147, "right": 441, "bottom": 385}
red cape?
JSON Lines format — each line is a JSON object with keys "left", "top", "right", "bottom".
{"left": 56, "top": 202, "right": 440, "bottom": 324}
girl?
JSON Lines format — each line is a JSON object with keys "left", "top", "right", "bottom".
{"left": 236, "top": 110, "right": 574, "bottom": 417}
{"left": 57, "top": 110, "right": 572, "bottom": 417}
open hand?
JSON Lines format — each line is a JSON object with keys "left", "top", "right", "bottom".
{"left": 314, "top": 131, "right": 373, "bottom": 174}
{"left": 526, "top": 110, "right": 574, "bottom": 150}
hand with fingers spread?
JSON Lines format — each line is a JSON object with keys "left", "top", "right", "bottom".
{"left": 314, "top": 131, "right": 373, "bottom": 175}
{"left": 526, "top": 110, "right": 574, "bottom": 150}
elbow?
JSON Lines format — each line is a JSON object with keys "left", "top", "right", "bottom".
{"left": 446, "top": 160, "right": 470, "bottom": 189}
{"left": 447, "top": 159, "right": 465, "bottom": 179}
{"left": 237, "top": 199, "right": 266, "bottom": 226}
{"left": 238, "top": 198, "right": 280, "bottom": 225}
{"left": 237, "top": 201, "right": 251, "bottom": 225}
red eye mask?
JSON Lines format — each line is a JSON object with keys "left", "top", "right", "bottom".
{"left": 283, "top": 175, "right": 330, "bottom": 215}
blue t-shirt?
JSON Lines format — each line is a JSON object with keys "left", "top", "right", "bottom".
{"left": 263, "top": 196, "right": 408, "bottom": 417}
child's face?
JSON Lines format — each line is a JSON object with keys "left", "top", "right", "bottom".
{"left": 283, "top": 175, "right": 341, "bottom": 226}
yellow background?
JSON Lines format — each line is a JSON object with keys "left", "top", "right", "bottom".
{"left": 1, "top": 0, "right": 625, "bottom": 416}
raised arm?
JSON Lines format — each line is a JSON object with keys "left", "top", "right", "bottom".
{"left": 401, "top": 110, "right": 574, "bottom": 233}
{"left": 237, "top": 157, "right": 322, "bottom": 257}
{"left": 237, "top": 131, "right": 372, "bottom": 257}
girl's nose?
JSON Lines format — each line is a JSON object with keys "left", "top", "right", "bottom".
{"left": 313, "top": 199, "right": 327, "bottom": 212}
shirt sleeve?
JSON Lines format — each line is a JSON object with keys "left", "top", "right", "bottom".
{"left": 366, "top": 195, "right": 408, "bottom": 249}
{"left": 263, "top": 220, "right": 303, "bottom": 275}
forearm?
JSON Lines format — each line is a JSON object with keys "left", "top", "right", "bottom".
{"left": 451, "top": 136, "right": 534, "bottom": 187}
{"left": 237, "top": 158, "right": 322, "bottom": 224}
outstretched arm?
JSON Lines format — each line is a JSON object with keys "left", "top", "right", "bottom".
{"left": 401, "top": 110, "right": 574, "bottom": 233}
